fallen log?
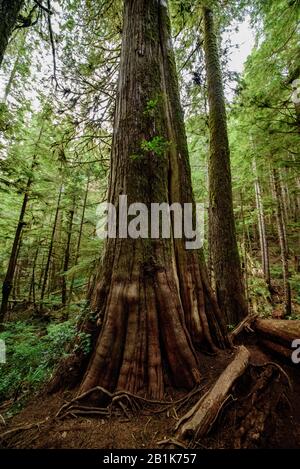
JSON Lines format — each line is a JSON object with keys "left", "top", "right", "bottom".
{"left": 255, "top": 319, "right": 300, "bottom": 362}
{"left": 175, "top": 345, "right": 250, "bottom": 441}
{"left": 260, "top": 339, "right": 293, "bottom": 360}
{"left": 255, "top": 319, "right": 300, "bottom": 346}
{"left": 230, "top": 364, "right": 291, "bottom": 448}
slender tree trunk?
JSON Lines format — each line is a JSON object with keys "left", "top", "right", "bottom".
{"left": 37, "top": 250, "right": 46, "bottom": 292}
{"left": 13, "top": 229, "right": 23, "bottom": 300}
{"left": 240, "top": 191, "right": 249, "bottom": 302}
{"left": 207, "top": 204, "right": 214, "bottom": 285}
{"left": 0, "top": 0, "right": 24, "bottom": 67}
{"left": 294, "top": 101, "right": 300, "bottom": 134}
{"left": 292, "top": 155, "right": 300, "bottom": 222}
{"left": 28, "top": 244, "right": 39, "bottom": 307}
{"left": 12, "top": 265, "right": 19, "bottom": 301}
{"left": 278, "top": 170, "right": 289, "bottom": 253}
{"left": 62, "top": 202, "right": 75, "bottom": 307}
{"left": 0, "top": 161, "right": 35, "bottom": 324}
{"left": 272, "top": 167, "right": 292, "bottom": 317}
{"left": 202, "top": 6, "right": 247, "bottom": 325}
{"left": 40, "top": 184, "right": 63, "bottom": 303}
{"left": 68, "top": 176, "right": 90, "bottom": 305}
{"left": 3, "top": 29, "right": 26, "bottom": 101}
{"left": 279, "top": 169, "right": 290, "bottom": 222}
{"left": 0, "top": 119, "right": 47, "bottom": 323}
{"left": 79, "top": 0, "right": 228, "bottom": 400}
{"left": 253, "top": 159, "right": 271, "bottom": 288}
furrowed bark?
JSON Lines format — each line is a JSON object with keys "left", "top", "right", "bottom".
{"left": 79, "top": 0, "right": 228, "bottom": 400}
{"left": 202, "top": 6, "right": 247, "bottom": 325}
{"left": 0, "top": 0, "right": 24, "bottom": 67}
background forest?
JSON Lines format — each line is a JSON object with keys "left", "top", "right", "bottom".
{"left": 0, "top": 0, "right": 299, "bottom": 425}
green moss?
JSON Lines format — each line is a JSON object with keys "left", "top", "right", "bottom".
{"left": 129, "top": 153, "right": 143, "bottom": 161}
{"left": 143, "top": 94, "right": 163, "bottom": 117}
{"left": 140, "top": 136, "right": 171, "bottom": 157}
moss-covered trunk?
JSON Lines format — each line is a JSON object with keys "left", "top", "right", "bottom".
{"left": 202, "top": 6, "right": 247, "bottom": 326}
{"left": 80, "top": 0, "right": 228, "bottom": 399}
{"left": 0, "top": 0, "right": 24, "bottom": 66}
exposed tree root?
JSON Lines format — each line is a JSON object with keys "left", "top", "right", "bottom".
{"left": 56, "top": 385, "right": 206, "bottom": 420}
{"left": 0, "top": 418, "right": 49, "bottom": 442}
{"left": 228, "top": 364, "right": 291, "bottom": 448}
{"left": 167, "top": 347, "right": 292, "bottom": 449}
{"left": 1, "top": 342, "right": 294, "bottom": 449}
{"left": 157, "top": 438, "right": 188, "bottom": 449}
{"left": 175, "top": 346, "right": 250, "bottom": 441}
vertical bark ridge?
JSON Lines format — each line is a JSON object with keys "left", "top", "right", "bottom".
{"left": 80, "top": 0, "right": 228, "bottom": 399}
{"left": 203, "top": 6, "right": 247, "bottom": 325}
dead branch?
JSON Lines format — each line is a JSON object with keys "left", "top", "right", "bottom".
{"left": 230, "top": 314, "right": 258, "bottom": 340}
{"left": 0, "top": 418, "right": 49, "bottom": 441}
{"left": 175, "top": 346, "right": 250, "bottom": 441}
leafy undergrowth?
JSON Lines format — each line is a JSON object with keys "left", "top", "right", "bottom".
{"left": 0, "top": 319, "right": 90, "bottom": 413}
{"left": 247, "top": 268, "right": 300, "bottom": 320}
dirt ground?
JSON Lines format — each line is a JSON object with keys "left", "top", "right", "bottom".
{"left": 0, "top": 346, "right": 299, "bottom": 449}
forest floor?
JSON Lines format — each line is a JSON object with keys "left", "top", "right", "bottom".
{"left": 0, "top": 344, "right": 299, "bottom": 449}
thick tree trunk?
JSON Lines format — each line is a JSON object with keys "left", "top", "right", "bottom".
{"left": 253, "top": 159, "right": 271, "bottom": 288}
{"left": 0, "top": 0, "right": 24, "bottom": 67}
{"left": 202, "top": 7, "right": 247, "bottom": 326}
{"left": 80, "top": 0, "right": 228, "bottom": 400}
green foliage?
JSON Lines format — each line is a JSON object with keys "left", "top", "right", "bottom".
{"left": 0, "top": 320, "right": 90, "bottom": 402}
{"left": 140, "top": 136, "right": 171, "bottom": 157}
{"left": 0, "top": 0, "right": 298, "bottom": 408}
{"left": 0, "top": 103, "right": 12, "bottom": 132}
{"left": 143, "top": 96, "right": 161, "bottom": 117}
{"left": 129, "top": 153, "right": 143, "bottom": 162}
{"left": 290, "top": 274, "right": 300, "bottom": 305}
{"left": 248, "top": 276, "right": 272, "bottom": 318}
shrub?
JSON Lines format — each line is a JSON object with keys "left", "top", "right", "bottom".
{"left": 0, "top": 319, "right": 90, "bottom": 403}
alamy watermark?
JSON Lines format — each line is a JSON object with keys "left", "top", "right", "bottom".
{"left": 96, "top": 195, "right": 205, "bottom": 249}
{"left": 292, "top": 339, "right": 300, "bottom": 364}
{"left": 0, "top": 339, "right": 6, "bottom": 364}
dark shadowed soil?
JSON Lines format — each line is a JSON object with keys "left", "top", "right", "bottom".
{"left": 0, "top": 347, "right": 299, "bottom": 449}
